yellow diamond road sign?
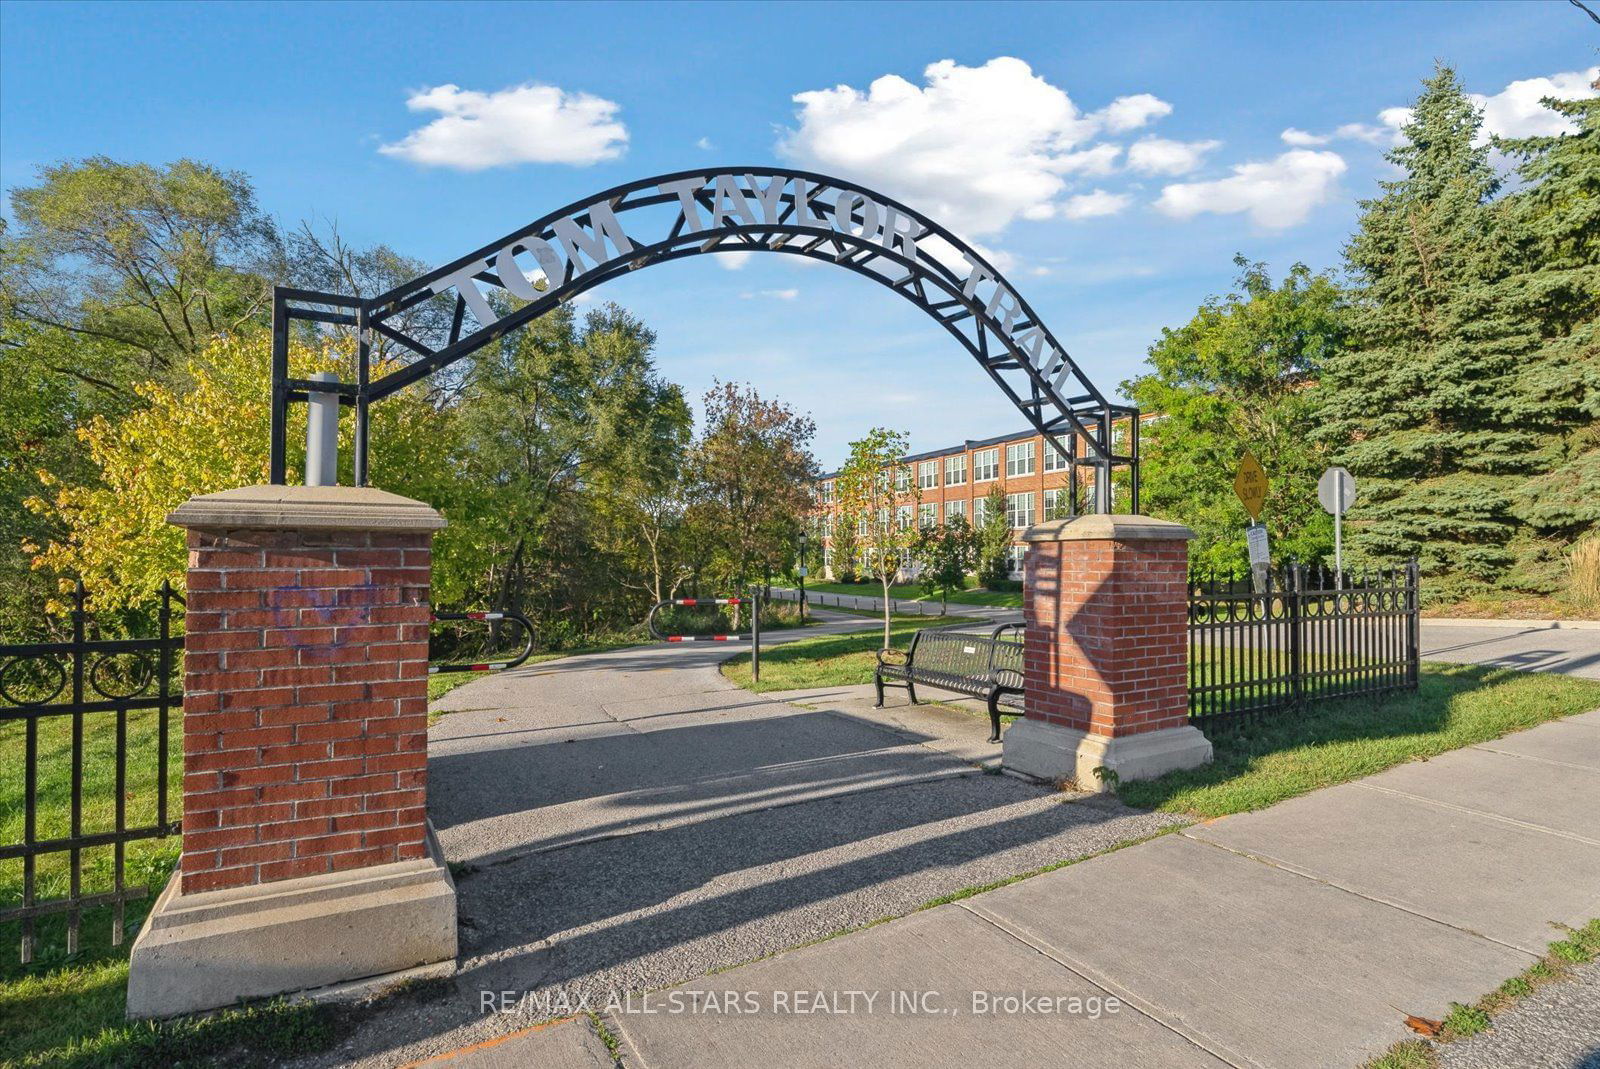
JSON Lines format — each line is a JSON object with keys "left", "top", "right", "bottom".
{"left": 1234, "top": 451, "right": 1267, "bottom": 521}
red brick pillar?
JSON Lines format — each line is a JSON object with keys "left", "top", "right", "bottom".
{"left": 1002, "top": 514, "right": 1211, "bottom": 788}
{"left": 128, "top": 485, "right": 457, "bottom": 1019}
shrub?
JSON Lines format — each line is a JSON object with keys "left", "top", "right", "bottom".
{"left": 1569, "top": 536, "right": 1600, "bottom": 615}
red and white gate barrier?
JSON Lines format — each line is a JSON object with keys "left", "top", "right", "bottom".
{"left": 429, "top": 610, "right": 535, "bottom": 674}
{"left": 646, "top": 594, "right": 763, "bottom": 679}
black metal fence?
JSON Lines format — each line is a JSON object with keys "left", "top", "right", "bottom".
{"left": 0, "top": 582, "right": 183, "bottom": 964}
{"left": 1187, "top": 562, "right": 1419, "bottom": 729}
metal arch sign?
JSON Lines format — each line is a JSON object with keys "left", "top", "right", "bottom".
{"left": 268, "top": 168, "right": 1138, "bottom": 509}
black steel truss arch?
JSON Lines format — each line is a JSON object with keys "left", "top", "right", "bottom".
{"left": 269, "top": 167, "right": 1138, "bottom": 511}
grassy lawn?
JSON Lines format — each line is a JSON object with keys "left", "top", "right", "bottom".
{"left": 1422, "top": 591, "right": 1596, "bottom": 621}
{"left": 802, "top": 580, "right": 1023, "bottom": 609}
{"left": 721, "top": 615, "right": 985, "bottom": 693}
{"left": 1118, "top": 662, "right": 1600, "bottom": 817}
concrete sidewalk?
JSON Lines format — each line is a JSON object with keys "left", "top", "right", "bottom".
{"left": 461, "top": 708, "right": 1600, "bottom": 1068}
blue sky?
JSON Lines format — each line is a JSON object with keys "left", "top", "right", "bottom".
{"left": 3, "top": 1, "right": 1595, "bottom": 466}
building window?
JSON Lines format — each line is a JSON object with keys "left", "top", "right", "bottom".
{"left": 895, "top": 468, "right": 909, "bottom": 492}
{"left": 896, "top": 504, "right": 913, "bottom": 530}
{"left": 1042, "top": 436, "right": 1070, "bottom": 472}
{"left": 1006, "top": 545, "right": 1026, "bottom": 577}
{"left": 945, "top": 499, "right": 967, "bottom": 524}
{"left": 918, "top": 461, "right": 938, "bottom": 489}
{"left": 1043, "top": 488, "right": 1071, "bottom": 521}
{"left": 1005, "top": 442, "right": 1035, "bottom": 477}
{"left": 822, "top": 481, "right": 836, "bottom": 503}
{"left": 973, "top": 448, "right": 999, "bottom": 482}
{"left": 1006, "top": 491, "right": 1035, "bottom": 529}
{"left": 973, "top": 497, "right": 989, "bottom": 525}
{"left": 918, "top": 503, "right": 937, "bottom": 528}
{"left": 945, "top": 454, "right": 967, "bottom": 485}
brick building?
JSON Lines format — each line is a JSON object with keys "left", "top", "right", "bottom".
{"left": 812, "top": 415, "right": 1156, "bottom": 581}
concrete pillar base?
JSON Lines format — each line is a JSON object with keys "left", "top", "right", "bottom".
{"left": 1002, "top": 719, "right": 1213, "bottom": 791}
{"left": 127, "top": 824, "right": 457, "bottom": 1019}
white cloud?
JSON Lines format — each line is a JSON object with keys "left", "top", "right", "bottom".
{"left": 1051, "top": 144, "right": 1122, "bottom": 176}
{"left": 1280, "top": 108, "right": 1410, "bottom": 149}
{"left": 1290, "top": 67, "right": 1598, "bottom": 156}
{"left": 1127, "top": 137, "right": 1221, "bottom": 176}
{"left": 715, "top": 250, "right": 754, "bottom": 271}
{"left": 1094, "top": 93, "right": 1172, "bottom": 132}
{"left": 1472, "top": 67, "right": 1598, "bottom": 139}
{"left": 379, "top": 83, "right": 627, "bottom": 169}
{"left": 740, "top": 288, "right": 800, "bottom": 301}
{"left": 1155, "top": 149, "right": 1347, "bottom": 229}
{"left": 696, "top": 136, "right": 714, "bottom": 150}
{"left": 1280, "top": 127, "right": 1331, "bottom": 147}
{"left": 778, "top": 57, "right": 1171, "bottom": 237}
{"left": 1061, "top": 189, "right": 1131, "bottom": 219}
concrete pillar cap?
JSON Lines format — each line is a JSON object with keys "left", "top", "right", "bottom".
{"left": 166, "top": 484, "right": 446, "bottom": 533}
{"left": 1021, "top": 514, "right": 1195, "bottom": 543}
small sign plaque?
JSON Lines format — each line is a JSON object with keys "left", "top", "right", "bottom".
{"left": 1246, "top": 523, "right": 1270, "bottom": 566}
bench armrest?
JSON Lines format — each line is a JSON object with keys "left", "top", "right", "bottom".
{"left": 875, "top": 647, "right": 909, "bottom": 668}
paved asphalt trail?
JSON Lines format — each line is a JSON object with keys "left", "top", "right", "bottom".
{"left": 291, "top": 611, "right": 1184, "bottom": 1068}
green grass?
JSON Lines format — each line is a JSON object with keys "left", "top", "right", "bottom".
{"left": 803, "top": 580, "right": 1023, "bottom": 608}
{"left": 1118, "top": 662, "right": 1600, "bottom": 817}
{"left": 720, "top": 615, "right": 985, "bottom": 693}
{"left": 1, "top": 956, "right": 339, "bottom": 1068}
{"left": 1364, "top": 918, "right": 1600, "bottom": 1068}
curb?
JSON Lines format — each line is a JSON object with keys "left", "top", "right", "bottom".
{"left": 1420, "top": 617, "right": 1600, "bottom": 630}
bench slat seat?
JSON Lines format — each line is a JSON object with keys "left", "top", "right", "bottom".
{"left": 875, "top": 625, "right": 1024, "bottom": 741}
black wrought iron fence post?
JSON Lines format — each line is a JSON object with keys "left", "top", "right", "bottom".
{"left": 1288, "top": 562, "right": 1304, "bottom": 709}
{"left": 69, "top": 582, "right": 85, "bottom": 956}
{"left": 157, "top": 581, "right": 173, "bottom": 829}
{"left": 1406, "top": 558, "right": 1420, "bottom": 689}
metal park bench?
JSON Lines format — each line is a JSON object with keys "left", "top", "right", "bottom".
{"left": 874, "top": 624, "right": 1025, "bottom": 742}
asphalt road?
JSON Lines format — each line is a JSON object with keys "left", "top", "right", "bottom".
{"left": 1418, "top": 621, "right": 1600, "bottom": 680}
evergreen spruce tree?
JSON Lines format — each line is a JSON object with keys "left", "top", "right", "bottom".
{"left": 1317, "top": 65, "right": 1542, "bottom": 597}
{"left": 1496, "top": 89, "right": 1600, "bottom": 592}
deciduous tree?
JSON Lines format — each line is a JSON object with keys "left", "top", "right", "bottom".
{"left": 836, "top": 428, "right": 917, "bottom": 647}
{"left": 687, "top": 381, "right": 818, "bottom": 614}
{"left": 1124, "top": 257, "right": 1342, "bottom": 572}
{"left": 914, "top": 515, "right": 977, "bottom": 614}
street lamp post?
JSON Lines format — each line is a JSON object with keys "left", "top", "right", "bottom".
{"left": 798, "top": 530, "right": 809, "bottom": 625}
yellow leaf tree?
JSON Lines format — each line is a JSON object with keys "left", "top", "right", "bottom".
{"left": 26, "top": 328, "right": 467, "bottom": 615}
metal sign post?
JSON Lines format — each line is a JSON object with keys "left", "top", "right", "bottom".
{"left": 1317, "top": 466, "right": 1358, "bottom": 587}
{"left": 751, "top": 589, "right": 760, "bottom": 684}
